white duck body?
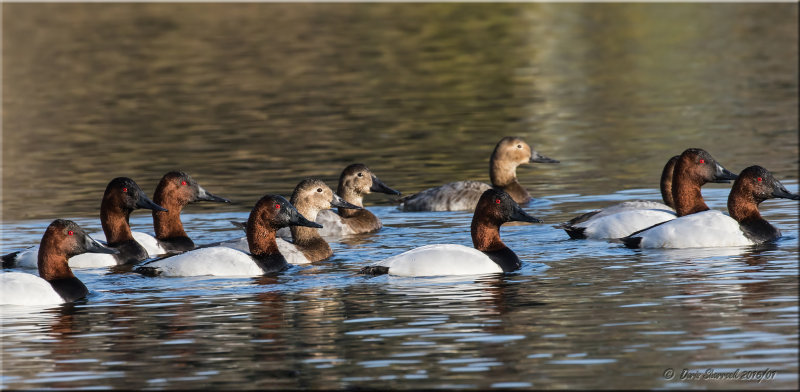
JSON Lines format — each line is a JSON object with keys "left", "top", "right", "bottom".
{"left": 138, "top": 246, "right": 266, "bottom": 277}
{"left": 373, "top": 244, "right": 503, "bottom": 277}
{"left": 632, "top": 210, "right": 753, "bottom": 249}
{"left": 575, "top": 203, "right": 677, "bottom": 239}
{"left": 0, "top": 272, "right": 65, "bottom": 305}
{"left": 314, "top": 209, "right": 357, "bottom": 236}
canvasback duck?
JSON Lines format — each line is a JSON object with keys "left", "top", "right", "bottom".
{"left": 225, "top": 179, "right": 360, "bottom": 263}
{"left": 92, "top": 171, "right": 229, "bottom": 253}
{"left": 134, "top": 194, "right": 321, "bottom": 277}
{"left": 0, "top": 220, "right": 118, "bottom": 305}
{"left": 2, "top": 177, "right": 166, "bottom": 269}
{"left": 559, "top": 148, "right": 738, "bottom": 239}
{"left": 314, "top": 164, "right": 401, "bottom": 236}
{"left": 400, "top": 136, "right": 558, "bottom": 212}
{"left": 148, "top": 171, "right": 229, "bottom": 252}
{"left": 361, "top": 189, "right": 542, "bottom": 277}
{"left": 622, "top": 166, "right": 798, "bottom": 248}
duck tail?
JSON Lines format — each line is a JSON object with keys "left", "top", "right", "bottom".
{"left": 621, "top": 236, "right": 643, "bottom": 249}
{"left": 561, "top": 225, "right": 587, "bottom": 239}
{"left": 359, "top": 266, "right": 390, "bottom": 276}
{"left": 1, "top": 251, "right": 20, "bottom": 268}
{"left": 134, "top": 266, "right": 162, "bottom": 277}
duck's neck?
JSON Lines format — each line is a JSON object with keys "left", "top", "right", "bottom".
{"left": 37, "top": 247, "right": 74, "bottom": 282}
{"left": 290, "top": 206, "right": 323, "bottom": 244}
{"left": 247, "top": 221, "right": 280, "bottom": 257}
{"left": 471, "top": 217, "right": 506, "bottom": 252}
{"left": 153, "top": 195, "right": 188, "bottom": 241}
{"left": 728, "top": 186, "right": 763, "bottom": 224}
{"left": 672, "top": 176, "right": 709, "bottom": 217}
{"left": 490, "top": 159, "right": 518, "bottom": 188}
{"left": 490, "top": 160, "right": 530, "bottom": 203}
{"left": 337, "top": 189, "right": 364, "bottom": 218}
{"left": 660, "top": 163, "right": 676, "bottom": 209}
{"left": 100, "top": 201, "right": 134, "bottom": 245}
{"left": 498, "top": 181, "right": 531, "bottom": 204}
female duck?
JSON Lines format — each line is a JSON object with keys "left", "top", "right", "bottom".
{"left": 400, "top": 136, "right": 558, "bottom": 212}
{"left": 315, "top": 164, "right": 401, "bottom": 236}
{"left": 0, "top": 219, "right": 118, "bottom": 305}
{"left": 228, "top": 179, "right": 360, "bottom": 263}
{"left": 2, "top": 177, "right": 166, "bottom": 269}
{"left": 135, "top": 195, "right": 321, "bottom": 277}
{"left": 560, "top": 148, "right": 738, "bottom": 239}
{"left": 622, "top": 166, "right": 798, "bottom": 248}
{"left": 361, "top": 189, "right": 541, "bottom": 277}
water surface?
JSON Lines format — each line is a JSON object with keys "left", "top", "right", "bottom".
{"left": 2, "top": 3, "right": 798, "bottom": 390}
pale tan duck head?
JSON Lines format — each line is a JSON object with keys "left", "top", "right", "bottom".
{"left": 337, "top": 163, "right": 400, "bottom": 207}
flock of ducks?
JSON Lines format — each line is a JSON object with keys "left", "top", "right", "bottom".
{"left": 1, "top": 136, "right": 797, "bottom": 305}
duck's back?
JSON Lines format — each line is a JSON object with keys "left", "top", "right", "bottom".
{"left": 628, "top": 210, "right": 752, "bottom": 248}
{"left": 141, "top": 247, "right": 265, "bottom": 277}
{"left": 401, "top": 181, "right": 491, "bottom": 212}
{"left": 314, "top": 209, "right": 355, "bottom": 236}
{"left": 375, "top": 244, "right": 502, "bottom": 276}
{"left": 92, "top": 231, "right": 166, "bottom": 257}
{"left": 0, "top": 272, "right": 64, "bottom": 305}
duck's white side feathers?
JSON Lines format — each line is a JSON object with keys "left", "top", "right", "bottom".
{"left": 143, "top": 247, "right": 264, "bottom": 277}
{"left": 581, "top": 208, "right": 677, "bottom": 239}
{"left": 314, "top": 210, "right": 355, "bottom": 236}
{"left": 0, "top": 272, "right": 64, "bottom": 305}
{"left": 374, "top": 244, "right": 503, "bottom": 277}
{"left": 634, "top": 210, "right": 753, "bottom": 248}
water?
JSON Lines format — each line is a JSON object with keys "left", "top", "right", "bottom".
{"left": 1, "top": 3, "right": 798, "bottom": 390}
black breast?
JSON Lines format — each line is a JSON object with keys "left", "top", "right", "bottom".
{"left": 253, "top": 254, "right": 289, "bottom": 274}
{"left": 48, "top": 277, "right": 89, "bottom": 303}
{"left": 158, "top": 237, "right": 196, "bottom": 253}
{"left": 739, "top": 218, "right": 781, "bottom": 245}
{"left": 111, "top": 240, "right": 149, "bottom": 265}
{"left": 481, "top": 247, "right": 522, "bottom": 272}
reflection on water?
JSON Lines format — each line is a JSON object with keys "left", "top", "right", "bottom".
{"left": 2, "top": 3, "right": 797, "bottom": 221}
{"left": 2, "top": 2, "right": 798, "bottom": 390}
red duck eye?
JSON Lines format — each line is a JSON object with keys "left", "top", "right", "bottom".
{"left": 757, "top": 177, "right": 762, "bottom": 182}
{"left": 122, "top": 187, "right": 128, "bottom": 193}
{"left": 699, "top": 159, "right": 705, "bottom": 164}
{"left": 181, "top": 181, "right": 187, "bottom": 186}
{"left": 67, "top": 230, "right": 74, "bottom": 236}
{"left": 274, "top": 203, "right": 281, "bottom": 209}
{"left": 495, "top": 198, "right": 501, "bottom": 204}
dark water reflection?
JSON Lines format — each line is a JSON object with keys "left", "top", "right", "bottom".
{"left": 3, "top": 3, "right": 797, "bottom": 220}
{"left": 1, "top": 2, "right": 798, "bottom": 390}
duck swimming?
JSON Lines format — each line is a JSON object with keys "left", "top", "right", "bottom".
{"left": 148, "top": 171, "right": 230, "bottom": 252}
{"left": 226, "top": 179, "right": 360, "bottom": 263}
{"left": 400, "top": 136, "right": 558, "bottom": 212}
{"left": 0, "top": 219, "right": 118, "bottom": 305}
{"left": 314, "top": 164, "right": 401, "bottom": 236}
{"left": 361, "top": 189, "right": 542, "bottom": 277}
{"left": 622, "top": 166, "right": 798, "bottom": 249}
{"left": 559, "top": 148, "right": 738, "bottom": 239}
{"left": 135, "top": 194, "right": 321, "bottom": 277}
{"left": 2, "top": 177, "right": 166, "bottom": 269}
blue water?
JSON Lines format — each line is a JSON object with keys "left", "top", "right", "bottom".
{"left": 2, "top": 184, "right": 797, "bottom": 389}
